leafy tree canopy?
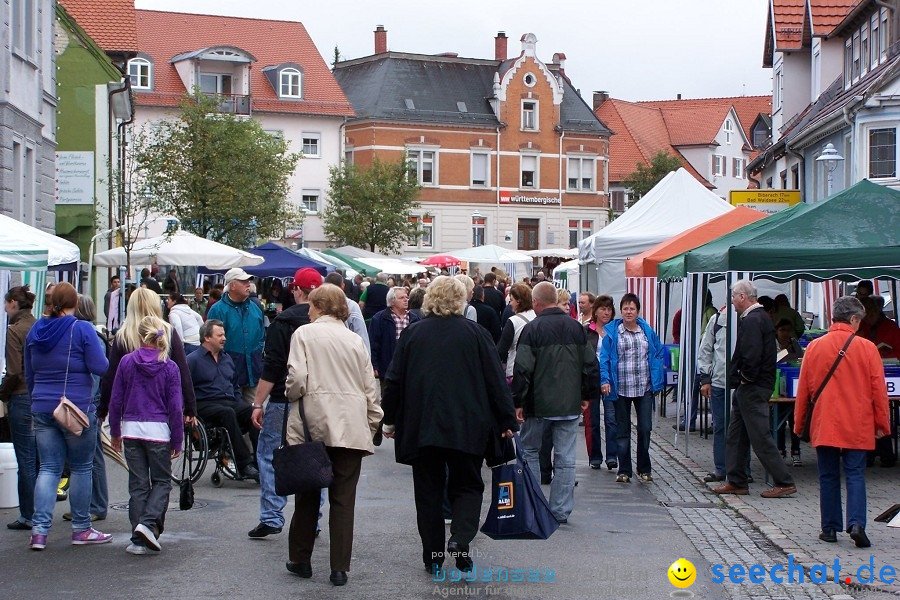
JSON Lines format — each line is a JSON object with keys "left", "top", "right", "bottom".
{"left": 133, "top": 93, "right": 302, "bottom": 249}
{"left": 322, "top": 157, "right": 422, "bottom": 253}
{"left": 622, "top": 150, "right": 684, "bottom": 203}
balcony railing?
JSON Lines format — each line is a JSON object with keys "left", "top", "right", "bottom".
{"left": 203, "top": 93, "right": 251, "bottom": 115}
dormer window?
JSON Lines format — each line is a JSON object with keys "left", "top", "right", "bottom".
{"left": 128, "top": 58, "right": 152, "bottom": 89}
{"left": 280, "top": 68, "right": 302, "bottom": 98}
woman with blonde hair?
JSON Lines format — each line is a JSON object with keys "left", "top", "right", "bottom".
{"left": 382, "top": 276, "right": 517, "bottom": 574}
{"left": 284, "top": 284, "right": 381, "bottom": 586}
{"left": 99, "top": 288, "right": 196, "bottom": 435}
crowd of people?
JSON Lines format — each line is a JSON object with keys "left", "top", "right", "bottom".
{"left": 2, "top": 266, "right": 896, "bottom": 584}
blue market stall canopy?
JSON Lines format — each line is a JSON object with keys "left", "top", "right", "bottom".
{"left": 243, "top": 242, "right": 332, "bottom": 277}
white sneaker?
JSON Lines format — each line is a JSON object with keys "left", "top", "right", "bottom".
{"left": 126, "top": 543, "right": 148, "bottom": 555}
{"left": 134, "top": 524, "right": 161, "bottom": 551}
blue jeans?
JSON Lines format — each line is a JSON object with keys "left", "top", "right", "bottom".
{"left": 817, "top": 447, "right": 867, "bottom": 532}
{"left": 32, "top": 411, "right": 99, "bottom": 534}
{"left": 709, "top": 386, "right": 727, "bottom": 477}
{"left": 520, "top": 417, "right": 577, "bottom": 521}
{"left": 588, "top": 398, "right": 603, "bottom": 464}
{"left": 603, "top": 399, "right": 618, "bottom": 465}
{"left": 257, "top": 401, "right": 288, "bottom": 528}
{"left": 8, "top": 393, "right": 37, "bottom": 523}
{"left": 616, "top": 392, "right": 654, "bottom": 477}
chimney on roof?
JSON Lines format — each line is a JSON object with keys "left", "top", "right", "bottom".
{"left": 375, "top": 25, "right": 387, "bottom": 54}
{"left": 495, "top": 32, "right": 508, "bottom": 61}
{"left": 592, "top": 91, "right": 609, "bottom": 111}
{"left": 677, "top": 93, "right": 682, "bottom": 100}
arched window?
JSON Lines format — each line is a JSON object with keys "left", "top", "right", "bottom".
{"left": 128, "top": 58, "right": 152, "bottom": 89}
{"left": 280, "top": 68, "right": 301, "bottom": 98}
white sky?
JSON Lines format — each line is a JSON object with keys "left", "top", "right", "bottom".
{"left": 134, "top": 0, "right": 773, "bottom": 102}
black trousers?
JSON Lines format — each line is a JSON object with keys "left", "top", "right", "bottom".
{"left": 411, "top": 448, "right": 484, "bottom": 568}
{"left": 289, "top": 447, "right": 364, "bottom": 571}
{"left": 726, "top": 384, "right": 795, "bottom": 488}
{"left": 196, "top": 398, "right": 258, "bottom": 470}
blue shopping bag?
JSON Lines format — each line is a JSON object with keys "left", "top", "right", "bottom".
{"left": 480, "top": 434, "right": 559, "bottom": 540}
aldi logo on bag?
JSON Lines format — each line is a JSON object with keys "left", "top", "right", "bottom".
{"left": 497, "top": 482, "right": 514, "bottom": 509}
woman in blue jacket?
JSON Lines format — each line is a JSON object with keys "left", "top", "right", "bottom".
{"left": 25, "top": 283, "right": 110, "bottom": 550}
{"left": 598, "top": 293, "right": 665, "bottom": 484}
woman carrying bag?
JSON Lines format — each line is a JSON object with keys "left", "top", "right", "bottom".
{"left": 24, "top": 283, "right": 111, "bottom": 550}
{"left": 283, "top": 283, "right": 382, "bottom": 587}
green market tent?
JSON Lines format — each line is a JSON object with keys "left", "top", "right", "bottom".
{"left": 320, "top": 249, "right": 378, "bottom": 276}
{"left": 658, "top": 179, "right": 900, "bottom": 282}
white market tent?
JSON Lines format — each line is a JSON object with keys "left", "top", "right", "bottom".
{"left": 553, "top": 259, "right": 579, "bottom": 292}
{"left": 93, "top": 230, "right": 264, "bottom": 269}
{"left": 524, "top": 247, "right": 578, "bottom": 259}
{"left": 446, "top": 244, "right": 533, "bottom": 280}
{"left": 577, "top": 168, "right": 734, "bottom": 300}
{"left": 0, "top": 214, "right": 81, "bottom": 269}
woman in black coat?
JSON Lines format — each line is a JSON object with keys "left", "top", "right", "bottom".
{"left": 382, "top": 276, "right": 517, "bottom": 575}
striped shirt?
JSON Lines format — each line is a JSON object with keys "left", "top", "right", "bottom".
{"left": 616, "top": 323, "right": 651, "bottom": 398}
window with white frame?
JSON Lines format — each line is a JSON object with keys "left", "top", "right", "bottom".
{"left": 280, "top": 68, "right": 302, "bottom": 98}
{"left": 407, "top": 149, "right": 436, "bottom": 185}
{"left": 732, "top": 157, "right": 744, "bottom": 179}
{"left": 470, "top": 152, "right": 489, "bottom": 187}
{"left": 712, "top": 154, "right": 725, "bottom": 177}
{"left": 301, "top": 190, "right": 320, "bottom": 212}
{"left": 522, "top": 100, "right": 538, "bottom": 131}
{"left": 302, "top": 133, "right": 320, "bottom": 158}
{"left": 567, "top": 156, "right": 595, "bottom": 191}
{"left": 568, "top": 220, "right": 592, "bottom": 248}
{"left": 521, "top": 154, "right": 538, "bottom": 188}
{"left": 264, "top": 129, "right": 284, "bottom": 141}
{"left": 406, "top": 215, "right": 434, "bottom": 248}
{"left": 724, "top": 119, "right": 733, "bottom": 145}
{"left": 472, "top": 215, "right": 486, "bottom": 247}
{"left": 871, "top": 13, "right": 881, "bottom": 69}
{"left": 12, "top": 0, "right": 35, "bottom": 58}
{"left": 344, "top": 149, "right": 354, "bottom": 164}
{"left": 881, "top": 8, "right": 890, "bottom": 62}
{"left": 868, "top": 127, "right": 896, "bottom": 178}
{"left": 128, "top": 58, "right": 152, "bottom": 89}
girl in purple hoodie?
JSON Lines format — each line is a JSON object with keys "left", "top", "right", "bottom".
{"left": 110, "top": 315, "right": 184, "bottom": 555}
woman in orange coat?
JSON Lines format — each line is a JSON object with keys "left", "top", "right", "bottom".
{"left": 793, "top": 296, "right": 890, "bottom": 548}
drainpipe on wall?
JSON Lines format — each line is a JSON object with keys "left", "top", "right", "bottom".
{"left": 558, "top": 129, "right": 565, "bottom": 249}
{"left": 785, "top": 143, "right": 805, "bottom": 201}
{"left": 495, "top": 126, "right": 501, "bottom": 244}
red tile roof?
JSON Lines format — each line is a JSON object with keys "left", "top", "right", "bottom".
{"left": 809, "top": 0, "right": 863, "bottom": 36}
{"left": 134, "top": 10, "right": 353, "bottom": 117}
{"left": 597, "top": 96, "right": 772, "bottom": 187}
{"left": 58, "top": 0, "right": 137, "bottom": 53}
{"left": 773, "top": 0, "right": 808, "bottom": 50}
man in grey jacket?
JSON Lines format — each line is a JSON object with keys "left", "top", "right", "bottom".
{"left": 697, "top": 306, "right": 728, "bottom": 482}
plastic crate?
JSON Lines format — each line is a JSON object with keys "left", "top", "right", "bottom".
{"left": 780, "top": 366, "right": 802, "bottom": 397}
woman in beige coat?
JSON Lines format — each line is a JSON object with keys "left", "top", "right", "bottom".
{"left": 284, "top": 283, "right": 382, "bottom": 587}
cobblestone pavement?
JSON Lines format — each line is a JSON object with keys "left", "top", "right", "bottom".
{"left": 647, "top": 395, "right": 900, "bottom": 598}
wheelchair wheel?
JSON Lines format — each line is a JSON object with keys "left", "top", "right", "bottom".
{"left": 171, "top": 421, "right": 208, "bottom": 485}
{"left": 211, "top": 471, "right": 223, "bottom": 488}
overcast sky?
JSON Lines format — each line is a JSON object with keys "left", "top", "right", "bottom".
{"left": 134, "top": 0, "right": 773, "bottom": 102}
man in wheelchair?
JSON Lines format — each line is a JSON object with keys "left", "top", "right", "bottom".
{"left": 187, "top": 319, "right": 260, "bottom": 482}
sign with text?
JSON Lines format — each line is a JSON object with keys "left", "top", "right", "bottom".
{"left": 55, "top": 151, "right": 95, "bottom": 205}
{"left": 729, "top": 190, "right": 801, "bottom": 215}
{"left": 499, "top": 191, "right": 561, "bottom": 206}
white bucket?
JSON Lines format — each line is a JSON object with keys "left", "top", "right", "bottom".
{"left": 0, "top": 443, "right": 19, "bottom": 509}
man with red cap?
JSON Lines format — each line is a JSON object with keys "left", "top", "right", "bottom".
{"left": 247, "top": 267, "right": 322, "bottom": 538}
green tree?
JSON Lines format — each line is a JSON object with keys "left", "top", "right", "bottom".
{"left": 132, "top": 93, "right": 302, "bottom": 249}
{"left": 622, "top": 150, "right": 684, "bottom": 204}
{"left": 323, "top": 157, "right": 421, "bottom": 253}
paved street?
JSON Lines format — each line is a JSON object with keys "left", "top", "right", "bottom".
{"left": 0, "top": 410, "right": 894, "bottom": 600}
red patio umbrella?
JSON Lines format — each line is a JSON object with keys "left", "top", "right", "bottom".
{"left": 419, "top": 254, "right": 460, "bottom": 268}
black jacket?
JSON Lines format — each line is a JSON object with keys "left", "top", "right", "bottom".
{"left": 730, "top": 305, "right": 777, "bottom": 391}
{"left": 512, "top": 308, "right": 599, "bottom": 417}
{"left": 259, "top": 303, "right": 311, "bottom": 403}
{"left": 472, "top": 299, "right": 501, "bottom": 343}
{"left": 482, "top": 285, "right": 505, "bottom": 318}
{"left": 382, "top": 315, "right": 518, "bottom": 465}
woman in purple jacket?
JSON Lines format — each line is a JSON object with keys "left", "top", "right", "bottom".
{"left": 24, "top": 283, "right": 110, "bottom": 550}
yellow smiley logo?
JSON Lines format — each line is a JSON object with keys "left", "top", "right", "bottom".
{"left": 668, "top": 558, "right": 696, "bottom": 588}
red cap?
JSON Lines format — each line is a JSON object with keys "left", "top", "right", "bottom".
{"left": 290, "top": 268, "right": 322, "bottom": 291}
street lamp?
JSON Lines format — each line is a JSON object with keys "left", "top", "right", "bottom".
{"left": 815, "top": 142, "right": 844, "bottom": 199}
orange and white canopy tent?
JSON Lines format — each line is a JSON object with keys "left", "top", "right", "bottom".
{"left": 625, "top": 206, "right": 768, "bottom": 279}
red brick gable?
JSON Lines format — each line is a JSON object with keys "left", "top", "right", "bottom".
{"left": 134, "top": 10, "right": 353, "bottom": 117}
{"left": 58, "top": 0, "right": 137, "bottom": 53}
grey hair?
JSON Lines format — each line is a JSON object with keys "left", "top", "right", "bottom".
{"left": 74, "top": 294, "right": 97, "bottom": 323}
{"left": 453, "top": 274, "right": 474, "bottom": 293}
{"left": 199, "top": 319, "right": 224, "bottom": 341}
{"left": 731, "top": 279, "right": 758, "bottom": 300}
{"left": 375, "top": 272, "right": 388, "bottom": 283}
{"left": 831, "top": 296, "right": 865, "bottom": 324}
{"left": 386, "top": 285, "right": 408, "bottom": 306}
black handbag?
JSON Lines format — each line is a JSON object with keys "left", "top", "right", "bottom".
{"left": 272, "top": 400, "right": 334, "bottom": 496}
{"left": 798, "top": 334, "right": 854, "bottom": 443}
{"left": 484, "top": 428, "right": 516, "bottom": 468}
{"left": 179, "top": 425, "right": 195, "bottom": 511}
